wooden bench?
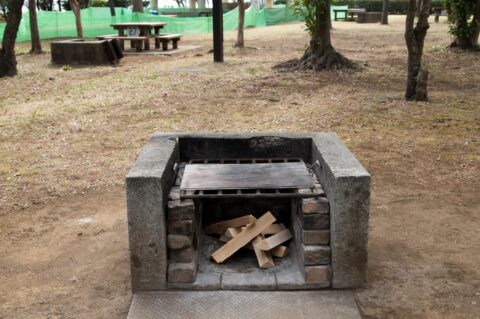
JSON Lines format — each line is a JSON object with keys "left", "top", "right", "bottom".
{"left": 154, "top": 34, "right": 182, "bottom": 51}
{"left": 97, "top": 35, "right": 149, "bottom": 52}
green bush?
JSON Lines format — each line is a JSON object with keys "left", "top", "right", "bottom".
{"left": 91, "top": 0, "right": 108, "bottom": 7}
{"left": 331, "top": 0, "right": 444, "bottom": 14}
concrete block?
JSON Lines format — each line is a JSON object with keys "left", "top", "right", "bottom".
{"left": 305, "top": 265, "right": 331, "bottom": 284}
{"left": 167, "top": 219, "right": 193, "bottom": 235}
{"left": 302, "top": 197, "right": 330, "bottom": 214}
{"left": 276, "top": 270, "right": 330, "bottom": 290}
{"left": 126, "top": 136, "right": 178, "bottom": 292}
{"left": 167, "top": 200, "right": 195, "bottom": 220}
{"left": 167, "top": 262, "right": 197, "bottom": 283}
{"left": 222, "top": 272, "right": 276, "bottom": 290}
{"left": 169, "top": 247, "right": 195, "bottom": 262}
{"left": 303, "top": 244, "right": 331, "bottom": 265}
{"left": 303, "top": 230, "right": 330, "bottom": 245}
{"left": 51, "top": 39, "right": 121, "bottom": 65}
{"left": 168, "top": 187, "right": 181, "bottom": 200}
{"left": 168, "top": 272, "right": 222, "bottom": 290}
{"left": 167, "top": 234, "right": 192, "bottom": 250}
{"left": 312, "top": 133, "right": 370, "bottom": 288}
{"left": 303, "top": 213, "right": 330, "bottom": 230}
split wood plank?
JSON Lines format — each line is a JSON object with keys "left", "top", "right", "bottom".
{"left": 211, "top": 212, "right": 276, "bottom": 263}
{"left": 263, "top": 223, "right": 286, "bottom": 235}
{"left": 254, "top": 228, "right": 293, "bottom": 251}
{"left": 252, "top": 234, "right": 275, "bottom": 268}
{"left": 226, "top": 227, "right": 288, "bottom": 258}
{"left": 224, "top": 227, "right": 275, "bottom": 268}
{"left": 204, "top": 215, "right": 256, "bottom": 235}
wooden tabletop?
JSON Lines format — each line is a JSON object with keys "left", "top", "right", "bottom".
{"left": 111, "top": 22, "right": 167, "bottom": 28}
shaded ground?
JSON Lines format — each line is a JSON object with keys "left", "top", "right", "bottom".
{"left": 0, "top": 16, "right": 479, "bottom": 318}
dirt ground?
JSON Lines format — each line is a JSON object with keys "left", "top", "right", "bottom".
{"left": 0, "top": 15, "right": 479, "bottom": 319}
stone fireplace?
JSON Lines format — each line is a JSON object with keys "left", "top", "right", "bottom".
{"left": 126, "top": 133, "right": 370, "bottom": 292}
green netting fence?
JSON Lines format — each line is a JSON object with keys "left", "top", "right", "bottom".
{"left": 0, "top": 4, "right": 348, "bottom": 43}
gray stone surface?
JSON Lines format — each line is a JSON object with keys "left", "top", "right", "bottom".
{"left": 276, "top": 270, "right": 329, "bottom": 290}
{"left": 303, "top": 213, "right": 330, "bottom": 230}
{"left": 303, "top": 230, "right": 330, "bottom": 245}
{"left": 311, "top": 132, "right": 370, "bottom": 288}
{"left": 302, "top": 197, "right": 330, "bottom": 214}
{"left": 167, "top": 262, "right": 197, "bottom": 283}
{"left": 168, "top": 187, "right": 181, "bottom": 200}
{"left": 51, "top": 39, "right": 121, "bottom": 65}
{"left": 222, "top": 272, "right": 276, "bottom": 290}
{"left": 303, "top": 244, "right": 331, "bottom": 265}
{"left": 168, "top": 272, "right": 222, "bottom": 290}
{"left": 169, "top": 247, "right": 195, "bottom": 262}
{"left": 126, "top": 136, "right": 178, "bottom": 291}
{"left": 167, "top": 200, "right": 195, "bottom": 220}
{"left": 305, "top": 265, "right": 331, "bottom": 284}
{"left": 167, "top": 219, "right": 193, "bottom": 235}
{"left": 167, "top": 234, "right": 192, "bottom": 250}
{"left": 128, "top": 291, "right": 361, "bottom": 319}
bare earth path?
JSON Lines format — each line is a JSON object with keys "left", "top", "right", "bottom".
{"left": 0, "top": 16, "right": 479, "bottom": 318}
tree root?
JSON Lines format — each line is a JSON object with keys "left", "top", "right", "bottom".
{"left": 297, "top": 47, "right": 357, "bottom": 71}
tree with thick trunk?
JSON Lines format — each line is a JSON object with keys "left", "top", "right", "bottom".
{"left": 28, "top": 0, "right": 43, "bottom": 54}
{"left": 132, "top": 0, "right": 144, "bottom": 12}
{"left": 0, "top": 0, "right": 24, "bottom": 77}
{"left": 404, "top": 0, "right": 431, "bottom": 101}
{"left": 446, "top": 0, "right": 480, "bottom": 49}
{"left": 234, "top": 0, "right": 245, "bottom": 48}
{"left": 69, "top": 0, "right": 83, "bottom": 38}
{"left": 381, "top": 0, "right": 389, "bottom": 24}
{"left": 293, "top": 0, "right": 355, "bottom": 70}
{"left": 108, "top": 0, "right": 116, "bottom": 16}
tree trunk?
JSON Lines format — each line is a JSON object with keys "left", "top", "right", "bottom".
{"left": 234, "top": 0, "right": 245, "bottom": 48}
{"left": 471, "top": 0, "right": 480, "bottom": 46}
{"left": 381, "top": 0, "right": 389, "bottom": 24}
{"left": 405, "top": 0, "right": 430, "bottom": 101}
{"left": 298, "top": 0, "right": 355, "bottom": 70}
{"left": 29, "top": 0, "right": 43, "bottom": 54}
{"left": 132, "top": 0, "right": 144, "bottom": 12}
{"left": 108, "top": 0, "right": 116, "bottom": 16}
{"left": 0, "top": 0, "right": 24, "bottom": 77}
{"left": 69, "top": 0, "right": 83, "bottom": 38}
{"left": 58, "top": 0, "right": 62, "bottom": 12}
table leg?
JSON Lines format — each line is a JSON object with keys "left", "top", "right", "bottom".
{"left": 334, "top": 12, "right": 337, "bottom": 21}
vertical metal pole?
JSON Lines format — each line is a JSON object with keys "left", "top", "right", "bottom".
{"left": 212, "top": 0, "right": 224, "bottom": 62}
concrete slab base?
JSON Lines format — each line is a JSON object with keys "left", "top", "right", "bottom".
{"left": 123, "top": 45, "right": 201, "bottom": 55}
{"left": 127, "top": 291, "right": 361, "bottom": 319}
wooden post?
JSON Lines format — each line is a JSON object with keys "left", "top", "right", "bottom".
{"left": 212, "top": 0, "right": 224, "bottom": 63}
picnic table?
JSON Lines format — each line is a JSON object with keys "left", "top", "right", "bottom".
{"left": 333, "top": 8, "right": 366, "bottom": 21}
{"left": 108, "top": 22, "right": 167, "bottom": 52}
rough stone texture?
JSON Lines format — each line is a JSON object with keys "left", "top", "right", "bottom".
{"left": 302, "top": 197, "right": 330, "bottom": 214}
{"left": 303, "top": 230, "right": 330, "bottom": 245}
{"left": 126, "top": 136, "right": 178, "bottom": 292}
{"left": 276, "top": 270, "right": 330, "bottom": 289}
{"left": 51, "top": 39, "right": 122, "bottom": 65}
{"left": 167, "top": 220, "right": 193, "bottom": 235}
{"left": 222, "top": 272, "right": 276, "bottom": 290}
{"left": 167, "top": 200, "right": 195, "bottom": 221}
{"left": 167, "top": 262, "right": 197, "bottom": 283}
{"left": 168, "top": 187, "right": 181, "bottom": 200}
{"left": 311, "top": 132, "right": 370, "bottom": 288}
{"left": 168, "top": 272, "right": 222, "bottom": 290}
{"left": 302, "top": 213, "right": 330, "bottom": 230}
{"left": 169, "top": 247, "right": 195, "bottom": 263}
{"left": 305, "top": 265, "right": 331, "bottom": 284}
{"left": 167, "top": 234, "right": 192, "bottom": 250}
{"left": 303, "top": 244, "right": 331, "bottom": 265}
{"left": 128, "top": 291, "right": 361, "bottom": 319}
